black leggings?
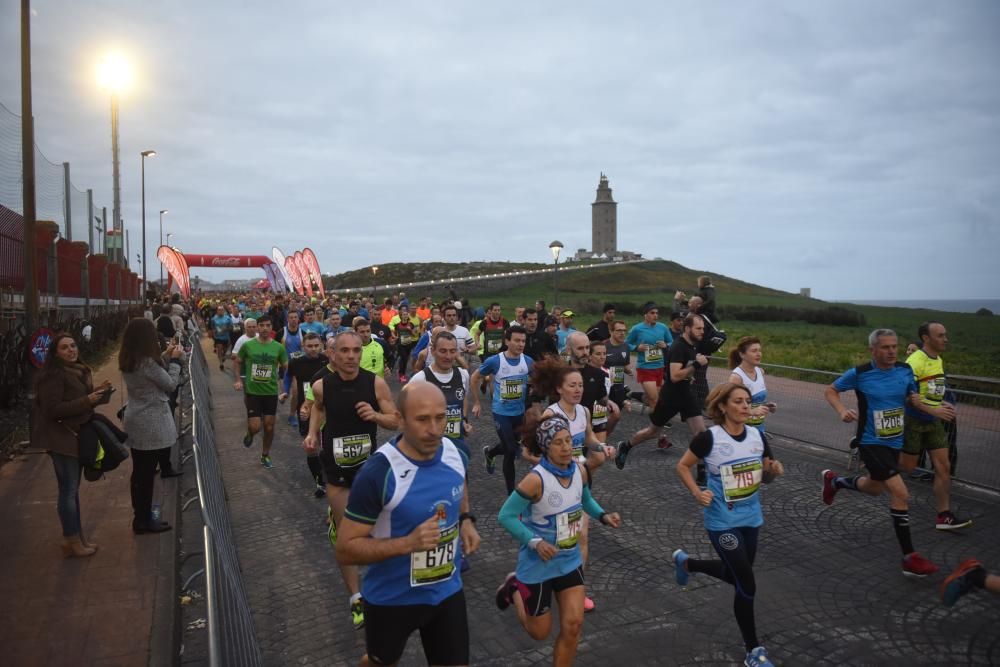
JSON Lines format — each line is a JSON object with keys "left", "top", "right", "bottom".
{"left": 487, "top": 413, "right": 524, "bottom": 494}
{"left": 397, "top": 343, "right": 415, "bottom": 375}
{"left": 688, "top": 526, "right": 760, "bottom": 652}
{"left": 131, "top": 448, "right": 168, "bottom": 523}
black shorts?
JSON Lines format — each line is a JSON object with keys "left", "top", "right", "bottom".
{"left": 213, "top": 338, "right": 229, "bottom": 350}
{"left": 244, "top": 393, "right": 278, "bottom": 418}
{"left": 364, "top": 589, "right": 469, "bottom": 666}
{"left": 519, "top": 566, "right": 585, "bottom": 617}
{"left": 320, "top": 449, "right": 362, "bottom": 488}
{"left": 608, "top": 386, "right": 627, "bottom": 410}
{"left": 650, "top": 386, "right": 700, "bottom": 427}
{"left": 859, "top": 444, "right": 901, "bottom": 482}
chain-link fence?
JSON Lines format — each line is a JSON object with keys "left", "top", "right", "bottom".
{"left": 706, "top": 361, "right": 1000, "bottom": 492}
{"left": 188, "top": 331, "right": 264, "bottom": 667}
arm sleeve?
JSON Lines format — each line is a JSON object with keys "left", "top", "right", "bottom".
{"left": 664, "top": 327, "right": 673, "bottom": 345}
{"left": 498, "top": 490, "right": 536, "bottom": 546}
{"left": 144, "top": 359, "right": 181, "bottom": 394}
{"left": 832, "top": 368, "right": 857, "bottom": 392}
{"left": 478, "top": 355, "right": 500, "bottom": 376}
{"left": 625, "top": 327, "right": 639, "bottom": 351}
{"left": 411, "top": 334, "right": 429, "bottom": 359}
{"left": 581, "top": 485, "right": 607, "bottom": 520}
{"left": 761, "top": 432, "right": 773, "bottom": 459}
{"left": 38, "top": 373, "right": 93, "bottom": 421}
{"left": 688, "top": 430, "right": 714, "bottom": 459}
{"left": 344, "top": 455, "right": 391, "bottom": 525}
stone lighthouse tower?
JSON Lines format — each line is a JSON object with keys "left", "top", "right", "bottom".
{"left": 591, "top": 173, "right": 617, "bottom": 255}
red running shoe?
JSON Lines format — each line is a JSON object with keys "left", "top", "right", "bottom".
{"left": 821, "top": 469, "right": 838, "bottom": 506}
{"left": 902, "top": 552, "right": 940, "bottom": 578}
{"left": 657, "top": 435, "right": 672, "bottom": 449}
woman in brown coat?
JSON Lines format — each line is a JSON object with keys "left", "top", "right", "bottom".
{"left": 32, "top": 332, "right": 113, "bottom": 557}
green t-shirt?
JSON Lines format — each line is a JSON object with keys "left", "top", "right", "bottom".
{"left": 238, "top": 338, "right": 288, "bottom": 396}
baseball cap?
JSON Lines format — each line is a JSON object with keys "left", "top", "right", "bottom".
{"left": 670, "top": 311, "right": 683, "bottom": 321}
{"left": 642, "top": 302, "right": 659, "bottom": 314}
{"left": 561, "top": 310, "right": 575, "bottom": 318}
{"left": 544, "top": 315, "right": 558, "bottom": 327}
{"left": 602, "top": 303, "right": 616, "bottom": 313}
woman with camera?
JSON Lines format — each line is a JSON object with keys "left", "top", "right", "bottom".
{"left": 33, "top": 332, "right": 113, "bottom": 557}
{"left": 119, "top": 317, "right": 184, "bottom": 534}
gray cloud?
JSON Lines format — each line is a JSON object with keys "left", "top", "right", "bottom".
{"left": 1, "top": 0, "right": 998, "bottom": 298}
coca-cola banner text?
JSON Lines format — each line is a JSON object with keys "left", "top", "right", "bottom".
{"left": 182, "top": 254, "right": 272, "bottom": 268}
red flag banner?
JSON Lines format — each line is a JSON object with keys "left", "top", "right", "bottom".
{"left": 302, "top": 248, "right": 324, "bottom": 298}
{"left": 293, "top": 251, "right": 314, "bottom": 298}
{"left": 158, "top": 245, "right": 191, "bottom": 299}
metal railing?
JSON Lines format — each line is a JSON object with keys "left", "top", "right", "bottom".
{"left": 188, "top": 329, "right": 264, "bottom": 667}
{"left": 706, "top": 360, "right": 1000, "bottom": 492}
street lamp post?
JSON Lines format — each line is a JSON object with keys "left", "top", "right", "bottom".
{"left": 140, "top": 149, "right": 156, "bottom": 301}
{"left": 372, "top": 266, "right": 379, "bottom": 300}
{"left": 166, "top": 232, "right": 173, "bottom": 247}
{"left": 159, "top": 208, "right": 168, "bottom": 286}
{"left": 548, "top": 240, "right": 564, "bottom": 307}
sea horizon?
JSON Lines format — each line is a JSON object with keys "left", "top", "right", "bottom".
{"left": 837, "top": 298, "right": 1000, "bottom": 314}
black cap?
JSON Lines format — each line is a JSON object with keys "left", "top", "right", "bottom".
{"left": 544, "top": 315, "right": 559, "bottom": 327}
{"left": 670, "top": 311, "right": 683, "bottom": 320}
{"left": 642, "top": 302, "right": 659, "bottom": 314}
{"left": 602, "top": 302, "right": 616, "bottom": 313}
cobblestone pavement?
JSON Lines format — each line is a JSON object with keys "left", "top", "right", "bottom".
{"left": 206, "top": 364, "right": 1000, "bottom": 666}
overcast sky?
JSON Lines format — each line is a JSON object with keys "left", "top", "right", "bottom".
{"left": 2, "top": 1, "right": 998, "bottom": 299}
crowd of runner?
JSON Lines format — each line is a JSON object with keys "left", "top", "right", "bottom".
{"left": 183, "top": 280, "right": 991, "bottom": 667}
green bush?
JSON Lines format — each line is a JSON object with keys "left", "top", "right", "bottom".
{"left": 718, "top": 305, "right": 866, "bottom": 327}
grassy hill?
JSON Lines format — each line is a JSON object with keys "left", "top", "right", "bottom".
{"left": 323, "top": 260, "right": 998, "bottom": 378}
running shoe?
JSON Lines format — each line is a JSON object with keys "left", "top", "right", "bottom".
{"left": 314, "top": 484, "right": 326, "bottom": 499}
{"left": 940, "top": 558, "right": 985, "bottom": 607}
{"left": 821, "top": 469, "right": 838, "bottom": 506}
{"left": 483, "top": 445, "right": 496, "bottom": 475}
{"left": 902, "top": 552, "right": 940, "bottom": 578}
{"left": 350, "top": 598, "right": 365, "bottom": 630}
{"left": 583, "top": 596, "right": 595, "bottom": 613}
{"left": 614, "top": 441, "right": 631, "bottom": 470}
{"left": 260, "top": 455, "right": 273, "bottom": 469}
{"left": 496, "top": 572, "right": 518, "bottom": 610}
{"left": 936, "top": 511, "right": 972, "bottom": 531}
{"left": 672, "top": 549, "right": 690, "bottom": 587}
{"left": 657, "top": 435, "right": 672, "bottom": 449}
{"left": 288, "top": 415, "right": 298, "bottom": 427}
{"left": 744, "top": 646, "right": 772, "bottom": 666}
{"left": 242, "top": 431, "right": 254, "bottom": 448}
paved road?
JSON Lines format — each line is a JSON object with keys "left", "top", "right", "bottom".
{"left": 204, "top": 361, "right": 1000, "bottom": 666}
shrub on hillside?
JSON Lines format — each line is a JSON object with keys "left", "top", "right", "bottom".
{"left": 976, "top": 308, "right": 994, "bottom": 317}
{"left": 718, "top": 305, "right": 866, "bottom": 327}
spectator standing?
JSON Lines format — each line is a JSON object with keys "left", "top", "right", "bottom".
{"left": 33, "top": 332, "right": 113, "bottom": 557}
{"left": 120, "top": 318, "right": 183, "bottom": 534}
{"left": 696, "top": 275, "right": 717, "bottom": 323}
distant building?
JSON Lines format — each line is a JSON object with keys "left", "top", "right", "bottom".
{"left": 592, "top": 173, "right": 617, "bottom": 255}
{"left": 573, "top": 174, "right": 642, "bottom": 262}
{"left": 800, "top": 288, "right": 812, "bottom": 298}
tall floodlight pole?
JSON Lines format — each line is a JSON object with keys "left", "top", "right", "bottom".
{"left": 548, "top": 240, "right": 563, "bottom": 307}
{"left": 140, "top": 149, "right": 156, "bottom": 300}
{"left": 21, "top": 0, "right": 39, "bottom": 428}
{"left": 372, "top": 266, "right": 379, "bottom": 300}
{"left": 97, "top": 53, "right": 131, "bottom": 265}
{"left": 158, "top": 208, "right": 168, "bottom": 285}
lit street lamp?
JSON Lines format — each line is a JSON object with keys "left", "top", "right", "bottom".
{"left": 159, "top": 208, "right": 168, "bottom": 285}
{"left": 372, "top": 265, "right": 379, "bottom": 299}
{"left": 548, "top": 240, "right": 564, "bottom": 307}
{"left": 166, "top": 232, "right": 173, "bottom": 246}
{"left": 140, "top": 149, "right": 156, "bottom": 300}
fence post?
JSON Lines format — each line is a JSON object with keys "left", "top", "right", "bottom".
{"left": 63, "top": 161, "right": 72, "bottom": 241}
{"left": 103, "top": 263, "right": 109, "bottom": 307}
{"left": 48, "top": 234, "right": 58, "bottom": 310}
{"left": 102, "top": 206, "right": 107, "bottom": 256}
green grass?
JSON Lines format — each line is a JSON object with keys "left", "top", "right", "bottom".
{"left": 323, "top": 259, "right": 999, "bottom": 378}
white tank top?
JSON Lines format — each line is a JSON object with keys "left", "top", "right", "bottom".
{"left": 548, "top": 402, "right": 589, "bottom": 463}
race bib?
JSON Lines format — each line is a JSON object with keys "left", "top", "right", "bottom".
{"left": 592, "top": 403, "right": 608, "bottom": 426}
{"left": 332, "top": 434, "right": 373, "bottom": 466}
{"left": 610, "top": 366, "right": 625, "bottom": 385}
{"left": 720, "top": 459, "right": 763, "bottom": 503}
{"left": 874, "top": 407, "right": 904, "bottom": 439}
{"left": 645, "top": 347, "right": 663, "bottom": 363}
{"left": 444, "top": 406, "right": 463, "bottom": 439}
{"left": 487, "top": 338, "right": 502, "bottom": 354}
{"left": 925, "top": 378, "right": 946, "bottom": 402}
{"left": 251, "top": 364, "right": 273, "bottom": 380}
{"left": 572, "top": 438, "right": 586, "bottom": 463}
{"left": 556, "top": 508, "right": 583, "bottom": 549}
{"left": 500, "top": 378, "right": 524, "bottom": 401}
{"left": 400, "top": 334, "right": 414, "bottom": 346}
{"left": 290, "top": 351, "right": 304, "bottom": 359}
{"left": 302, "top": 381, "right": 311, "bottom": 395}
{"left": 410, "top": 521, "right": 458, "bottom": 587}
{"left": 747, "top": 403, "right": 766, "bottom": 426}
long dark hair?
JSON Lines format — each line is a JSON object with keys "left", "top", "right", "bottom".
{"left": 528, "top": 356, "right": 578, "bottom": 402}
{"left": 119, "top": 317, "right": 163, "bottom": 373}
{"left": 42, "top": 331, "right": 82, "bottom": 370}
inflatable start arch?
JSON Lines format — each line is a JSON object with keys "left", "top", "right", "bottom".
{"left": 156, "top": 246, "right": 324, "bottom": 298}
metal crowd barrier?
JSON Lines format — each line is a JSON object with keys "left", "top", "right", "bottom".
{"left": 706, "top": 360, "right": 1000, "bottom": 492}
{"left": 188, "top": 330, "right": 264, "bottom": 667}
